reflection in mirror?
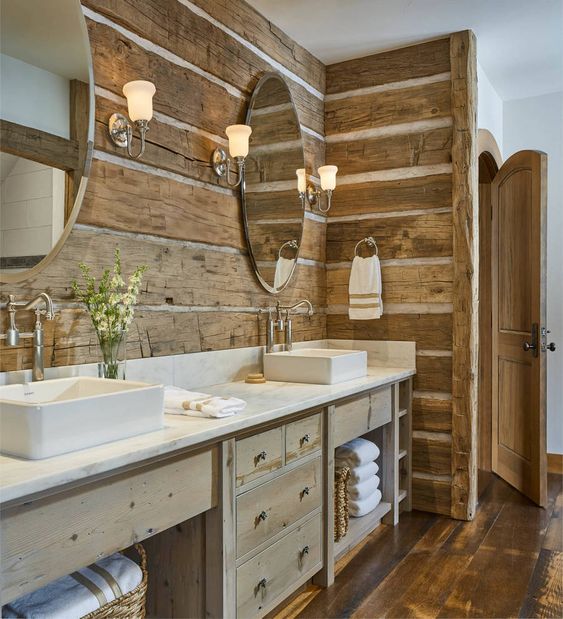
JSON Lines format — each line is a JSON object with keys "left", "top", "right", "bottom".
{"left": 243, "top": 73, "right": 305, "bottom": 293}
{"left": 0, "top": 0, "right": 93, "bottom": 276}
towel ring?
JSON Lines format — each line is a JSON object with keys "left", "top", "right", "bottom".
{"left": 354, "top": 236, "right": 378, "bottom": 257}
{"left": 279, "top": 239, "right": 299, "bottom": 259}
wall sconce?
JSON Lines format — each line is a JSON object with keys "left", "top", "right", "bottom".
{"left": 109, "top": 80, "right": 156, "bottom": 159}
{"left": 297, "top": 165, "right": 338, "bottom": 213}
{"left": 212, "top": 124, "right": 252, "bottom": 187}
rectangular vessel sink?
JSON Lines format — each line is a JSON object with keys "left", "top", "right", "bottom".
{"left": 264, "top": 348, "right": 367, "bottom": 385}
{"left": 0, "top": 377, "right": 164, "bottom": 459}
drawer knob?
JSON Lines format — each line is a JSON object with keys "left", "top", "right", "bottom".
{"left": 258, "top": 578, "right": 267, "bottom": 590}
{"left": 301, "top": 486, "right": 310, "bottom": 498}
{"left": 255, "top": 450, "right": 267, "bottom": 463}
{"left": 258, "top": 510, "right": 268, "bottom": 521}
{"left": 301, "top": 433, "right": 311, "bottom": 445}
{"left": 301, "top": 545, "right": 310, "bottom": 557}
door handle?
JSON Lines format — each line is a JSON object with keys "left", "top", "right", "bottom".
{"left": 547, "top": 342, "right": 556, "bottom": 352}
{"left": 523, "top": 323, "right": 539, "bottom": 357}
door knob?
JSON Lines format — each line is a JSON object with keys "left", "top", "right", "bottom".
{"left": 547, "top": 342, "right": 556, "bottom": 351}
{"left": 523, "top": 341, "right": 536, "bottom": 352}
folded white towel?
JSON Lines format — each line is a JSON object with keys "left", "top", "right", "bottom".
{"left": 348, "top": 255, "right": 383, "bottom": 320}
{"left": 347, "top": 475, "right": 380, "bottom": 500}
{"left": 2, "top": 553, "right": 142, "bottom": 619}
{"left": 274, "top": 256, "right": 295, "bottom": 289}
{"left": 164, "top": 386, "right": 246, "bottom": 418}
{"left": 335, "top": 438, "right": 380, "bottom": 467}
{"left": 348, "top": 461, "right": 379, "bottom": 484}
{"left": 349, "top": 488, "right": 383, "bottom": 517}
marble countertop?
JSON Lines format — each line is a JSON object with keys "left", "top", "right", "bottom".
{"left": 0, "top": 366, "right": 414, "bottom": 504}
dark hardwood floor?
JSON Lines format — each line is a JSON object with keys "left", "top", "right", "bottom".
{"left": 272, "top": 473, "right": 562, "bottom": 619}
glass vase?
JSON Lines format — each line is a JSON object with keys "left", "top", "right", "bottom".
{"left": 97, "top": 329, "right": 127, "bottom": 380}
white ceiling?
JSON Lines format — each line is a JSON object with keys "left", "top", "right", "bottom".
{"left": 247, "top": 0, "right": 563, "bottom": 101}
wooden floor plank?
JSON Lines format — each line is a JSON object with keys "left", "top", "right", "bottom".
{"left": 274, "top": 475, "right": 563, "bottom": 619}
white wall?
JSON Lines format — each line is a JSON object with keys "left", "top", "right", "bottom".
{"left": 478, "top": 62, "right": 503, "bottom": 152}
{"left": 503, "top": 91, "right": 563, "bottom": 454}
{"left": 0, "top": 53, "right": 70, "bottom": 138}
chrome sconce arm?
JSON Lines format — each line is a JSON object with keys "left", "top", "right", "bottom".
{"left": 304, "top": 186, "right": 333, "bottom": 213}
{"left": 296, "top": 166, "right": 337, "bottom": 214}
{"left": 212, "top": 149, "right": 246, "bottom": 188}
{"left": 109, "top": 115, "right": 150, "bottom": 160}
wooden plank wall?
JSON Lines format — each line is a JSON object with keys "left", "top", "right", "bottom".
{"left": 325, "top": 38, "right": 458, "bottom": 517}
{"left": 0, "top": 0, "right": 327, "bottom": 372}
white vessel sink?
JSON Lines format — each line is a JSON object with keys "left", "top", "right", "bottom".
{"left": 0, "top": 377, "right": 164, "bottom": 459}
{"left": 264, "top": 348, "right": 367, "bottom": 385}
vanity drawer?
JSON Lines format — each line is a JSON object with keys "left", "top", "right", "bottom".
{"left": 236, "top": 457, "right": 321, "bottom": 558}
{"left": 237, "top": 514, "right": 322, "bottom": 619}
{"left": 236, "top": 427, "right": 283, "bottom": 487}
{"left": 333, "top": 387, "right": 392, "bottom": 446}
{"left": 285, "top": 413, "right": 322, "bottom": 463}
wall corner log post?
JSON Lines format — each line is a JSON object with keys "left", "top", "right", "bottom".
{"left": 449, "top": 30, "right": 479, "bottom": 520}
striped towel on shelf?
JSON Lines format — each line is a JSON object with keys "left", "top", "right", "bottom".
{"left": 348, "top": 255, "right": 383, "bottom": 320}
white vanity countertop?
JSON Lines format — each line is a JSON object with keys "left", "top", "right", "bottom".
{"left": 0, "top": 366, "right": 414, "bottom": 504}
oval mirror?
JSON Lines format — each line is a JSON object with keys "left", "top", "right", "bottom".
{"left": 0, "top": 0, "right": 94, "bottom": 283}
{"left": 242, "top": 73, "right": 305, "bottom": 293}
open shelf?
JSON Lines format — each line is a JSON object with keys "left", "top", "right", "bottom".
{"left": 398, "top": 408, "right": 408, "bottom": 418}
{"left": 334, "top": 501, "right": 392, "bottom": 561}
{"left": 398, "top": 449, "right": 407, "bottom": 460}
{"left": 398, "top": 489, "right": 407, "bottom": 503}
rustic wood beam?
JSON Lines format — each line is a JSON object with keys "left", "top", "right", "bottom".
{"left": 449, "top": 30, "right": 479, "bottom": 521}
{"left": 0, "top": 119, "right": 79, "bottom": 171}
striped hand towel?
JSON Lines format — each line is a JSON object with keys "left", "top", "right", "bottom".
{"left": 348, "top": 255, "right": 383, "bottom": 320}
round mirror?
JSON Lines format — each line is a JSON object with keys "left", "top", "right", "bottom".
{"left": 242, "top": 73, "right": 305, "bottom": 294}
{"left": 0, "top": 0, "right": 94, "bottom": 283}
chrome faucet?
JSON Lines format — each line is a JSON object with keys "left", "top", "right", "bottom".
{"left": 262, "top": 299, "right": 314, "bottom": 352}
{"left": 1, "top": 293, "right": 55, "bottom": 381}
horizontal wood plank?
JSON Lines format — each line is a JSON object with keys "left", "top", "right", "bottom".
{"left": 326, "top": 313, "right": 452, "bottom": 350}
{"left": 328, "top": 174, "right": 452, "bottom": 217}
{"left": 326, "top": 211, "right": 453, "bottom": 262}
{"left": 326, "top": 80, "right": 451, "bottom": 135}
{"left": 415, "top": 355, "right": 453, "bottom": 392}
{"left": 327, "top": 263, "right": 453, "bottom": 305}
{"left": 327, "top": 38, "right": 451, "bottom": 95}
{"left": 327, "top": 127, "right": 452, "bottom": 175}
{"left": 412, "top": 476, "right": 452, "bottom": 516}
{"left": 412, "top": 397, "right": 453, "bottom": 433}
{"left": 412, "top": 437, "right": 452, "bottom": 476}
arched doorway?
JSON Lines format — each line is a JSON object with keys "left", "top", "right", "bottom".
{"left": 477, "top": 129, "right": 502, "bottom": 495}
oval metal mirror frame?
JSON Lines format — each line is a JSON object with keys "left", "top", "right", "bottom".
{"left": 241, "top": 72, "right": 305, "bottom": 294}
{"left": 0, "top": 1, "right": 95, "bottom": 284}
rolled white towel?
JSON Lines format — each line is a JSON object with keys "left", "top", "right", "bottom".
{"left": 347, "top": 475, "right": 380, "bottom": 501}
{"left": 164, "top": 386, "right": 246, "bottom": 418}
{"left": 349, "top": 488, "right": 382, "bottom": 518}
{"left": 335, "top": 438, "right": 380, "bottom": 467}
{"left": 349, "top": 461, "right": 379, "bottom": 484}
{"left": 2, "top": 553, "right": 142, "bottom": 618}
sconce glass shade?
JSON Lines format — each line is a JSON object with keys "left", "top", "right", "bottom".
{"left": 296, "top": 168, "right": 306, "bottom": 193}
{"left": 318, "top": 165, "right": 338, "bottom": 191}
{"left": 226, "top": 124, "right": 252, "bottom": 158}
{"left": 122, "top": 80, "right": 156, "bottom": 122}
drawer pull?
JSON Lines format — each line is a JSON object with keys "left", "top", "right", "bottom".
{"left": 301, "top": 486, "right": 310, "bottom": 498}
{"left": 258, "top": 510, "right": 268, "bottom": 521}
{"left": 301, "top": 433, "right": 311, "bottom": 445}
{"left": 258, "top": 577, "right": 267, "bottom": 590}
{"left": 255, "top": 451, "right": 267, "bottom": 464}
{"left": 301, "top": 545, "right": 310, "bottom": 557}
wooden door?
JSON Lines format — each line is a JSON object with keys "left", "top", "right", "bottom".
{"left": 491, "top": 150, "right": 547, "bottom": 507}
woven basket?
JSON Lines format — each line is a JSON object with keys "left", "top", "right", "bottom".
{"left": 334, "top": 466, "right": 351, "bottom": 542}
{"left": 84, "top": 544, "right": 148, "bottom": 619}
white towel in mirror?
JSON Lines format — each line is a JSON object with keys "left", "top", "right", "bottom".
{"left": 274, "top": 256, "right": 295, "bottom": 289}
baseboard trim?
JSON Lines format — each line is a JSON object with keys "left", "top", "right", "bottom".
{"left": 547, "top": 453, "right": 563, "bottom": 474}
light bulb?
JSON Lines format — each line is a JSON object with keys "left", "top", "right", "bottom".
{"left": 296, "top": 168, "right": 306, "bottom": 193}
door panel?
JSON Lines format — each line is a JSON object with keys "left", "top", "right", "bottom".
{"left": 491, "top": 150, "right": 547, "bottom": 507}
